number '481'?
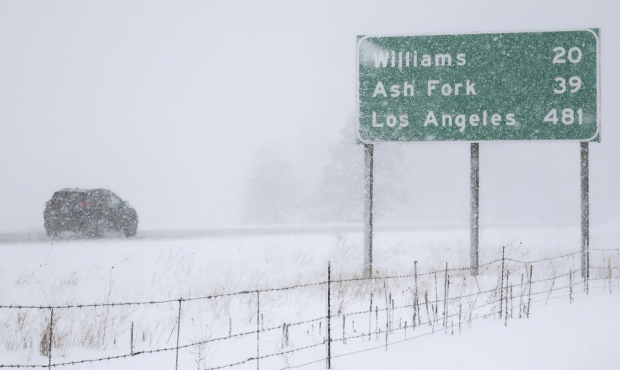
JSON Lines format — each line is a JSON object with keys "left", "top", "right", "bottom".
{"left": 544, "top": 108, "right": 583, "bottom": 125}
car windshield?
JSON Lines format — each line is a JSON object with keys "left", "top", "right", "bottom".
{"left": 85, "top": 190, "right": 109, "bottom": 203}
{"left": 52, "top": 191, "right": 83, "bottom": 204}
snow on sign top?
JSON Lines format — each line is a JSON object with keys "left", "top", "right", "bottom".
{"left": 356, "top": 29, "right": 600, "bottom": 143}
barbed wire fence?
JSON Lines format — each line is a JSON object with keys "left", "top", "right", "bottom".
{"left": 0, "top": 247, "right": 618, "bottom": 370}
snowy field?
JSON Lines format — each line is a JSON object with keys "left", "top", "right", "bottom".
{"left": 0, "top": 221, "right": 618, "bottom": 369}
{"left": 338, "top": 292, "right": 620, "bottom": 370}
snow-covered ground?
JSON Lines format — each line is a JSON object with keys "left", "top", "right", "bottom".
{"left": 0, "top": 222, "right": 618, "bottom": 369}
{"left": 338, "top": 290, "right": 620, "bottom": 370}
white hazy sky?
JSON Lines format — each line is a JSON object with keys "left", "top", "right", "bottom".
{"left": 1, "top": 0, "right": 618, "bottom": 232}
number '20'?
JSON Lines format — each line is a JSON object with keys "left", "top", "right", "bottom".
{"left": 552, "top": 47, "right": 582, "bottom": 64}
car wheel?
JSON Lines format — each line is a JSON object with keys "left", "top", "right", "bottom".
{"left": 45, "top": 227, "right": 58, "bottom": 238}
{"left": 121, "top": 211, "right": 138, "bottom": 238}
{"left": 90, "top": 229, "right": 102, "bottom": 238}
{"left": 122, "top": 225, "right": 137, "bottom": 238}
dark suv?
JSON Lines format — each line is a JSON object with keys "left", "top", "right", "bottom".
{"left": 44, "top": 188, "right": 138, "bottom": 238}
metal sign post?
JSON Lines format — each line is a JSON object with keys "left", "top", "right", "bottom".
{"left": 364, "top": 144, "right": 374, "bottom": 278}
{"left": 470, "top": 143, "right": 480, "bottom": 276}
{"left": 581, "top": 142, "right": 589, "bottom": 278}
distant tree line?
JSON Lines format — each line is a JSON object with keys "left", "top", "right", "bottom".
{"left": 241, "top": 118, "right": 415, "bottom": 225}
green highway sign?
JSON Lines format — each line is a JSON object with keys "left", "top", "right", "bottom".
{"left": 357, "top": 29, "right": 600, "bottom": 143}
